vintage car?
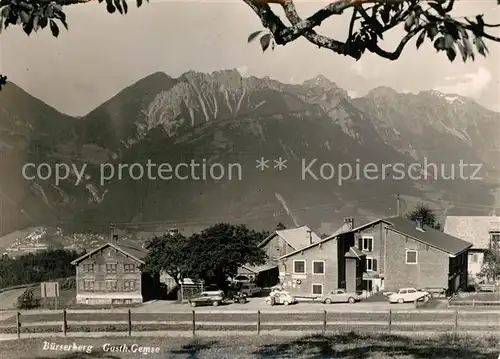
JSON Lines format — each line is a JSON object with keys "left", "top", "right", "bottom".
{"left": 189, "top": 291, "right": 224, "bottom": 307}
{"left": 388, "top": 287, "right": 431, "bottom": 304}
{"left": 265, "top": 291, "right": 296, "bottom": 306}
{"left": 321, "top": 289, "right": 363, "bottom": 304}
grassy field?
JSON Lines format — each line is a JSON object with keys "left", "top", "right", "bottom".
{"left": 0, "top": 332, "right": 498, "bottom": 358}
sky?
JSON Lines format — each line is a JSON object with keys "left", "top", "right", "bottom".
{"left": 0, "top": 0, "right": 499, "bottom": 116}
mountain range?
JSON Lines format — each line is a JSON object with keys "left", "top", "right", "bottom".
{"left": 0, "top": 69, "right": 499, "bottom": 239}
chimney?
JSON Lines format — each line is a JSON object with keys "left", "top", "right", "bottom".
{"left": 307, "top": 230, "right": 313, "bottom": 244}
{"left": 415, "top": 217, "right": 424, "bottom": 231}
{"left": 344, "top": 217, "right": 354, "bottom": 231}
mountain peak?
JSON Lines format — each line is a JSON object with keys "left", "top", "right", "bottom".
{"left": 367, "top": 86, "right": 399, "bottom": 97}
{"left": 303, "top": 75, "right": 338, "bottom": 89}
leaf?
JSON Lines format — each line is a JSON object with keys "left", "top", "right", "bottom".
{"left": 137, "top": 0, "right": 143, "bottom": 7}
{"left": 426, "top": 23, "right": 438, "bottom": 40}
{"left": 416, "top": 29, "right": 426, "bottom": 49}
{"left": 20, "top": 10, "right": 30, "bottom": 24}
{"left": 260, "top": 33, "right": 271, "bottom": 52}
{"left": 434, "top": 36, "right": 445, "bottom": 51}
{"left": 114, "top": 0, "right": 123, "bottom": 14}
{"left": 404, "top": 14, "right": 414, "bottom": 32}
{"left": 444, "top": 34, "right": 454, "bottom": 49}
{"left": 49, "top": 19, "right": 59, "bottom": 37}
{"left": 381, "top": 7, "right": 390, "bottom": 24}
{"left": 247, "top": 30, "right": 262, "bottom": 43}
{"left": 446, "top": 47, "right": 456, "bottom": 62}
{"left": 474, "top": 37, "right": 488, "bottom": 57}
{"left": 428, "top": 2, "right": 445, "bottom": 15}
{"left": 456, "top": 42, "right": 467, "bottom": 62}
{"left": 22, "top": 19, "right": 33, "bottom": 35}
{"left": 122, "top": 0, "right": 128, "bottom": 14}
{"left": 33, "top": 15, "right": 39, "bottom": 32}
{"left": 40, "top": 17, "right": 48, "bottom": 29}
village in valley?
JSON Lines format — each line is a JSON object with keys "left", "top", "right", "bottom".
{"left": 1, "top": 204, "right": 498, "bottom": 313}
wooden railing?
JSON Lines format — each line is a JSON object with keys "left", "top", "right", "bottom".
{"left": 0, "top": 308, "right": 499, "bottom": 340}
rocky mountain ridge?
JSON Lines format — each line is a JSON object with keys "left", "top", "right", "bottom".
{"left": 0, "top": 69, "right": 498, "bottom": 238}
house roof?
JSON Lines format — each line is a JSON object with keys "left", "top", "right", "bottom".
{"left": 384, "top": 216, "right": 472, "bottom": 256}
{"left": 444, "top": 216, "right": 500, "bottom": 249}
{"left": 70, "top": 240, "right": 148, "bottom": 265}
{"left": 241, "top": 263, "right": 278, "bottom": 273}
{"left": 324, "top": 218, "right": 393, "bottom": 241}
{"left": 259, "top": 226, "right": 321, "bottom": 250}
{"left": 345, "top": 246, "right": 365, "bottom": 259}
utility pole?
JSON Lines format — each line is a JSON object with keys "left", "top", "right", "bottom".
{"left": 397, "top": 194, "right": 400, "bottom": 216}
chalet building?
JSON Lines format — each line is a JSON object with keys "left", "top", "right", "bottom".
{"left": 71, "top": 239, "right": 159, "bottom": 305}
{"left": 239, "top": 226, "right": 322, "bottom": 288}
{"left": 444, "top": 216, "right": 500, "bottom": 281}
{"left": 330, "top": 216, "right": 472, "bottom": 295}
{"left": 277, "top": 231, "right": 365, "bottom": 297}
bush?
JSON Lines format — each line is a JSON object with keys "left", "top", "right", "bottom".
{"left": 15, "top": 288, "right": 37, "bottom": 309}
{"left": 59, "top": 277, "right": 76, "bottom": 290}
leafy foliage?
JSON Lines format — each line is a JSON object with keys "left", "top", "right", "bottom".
{"left": 144, "top": 223, "right": 268, "bottom": 292}
{"left": 142, "top": 233, "right": 193, "bottom": 286}
{"left": 478, "top": 249, "right": 500, "bottom": 281}
{"left": 246, "top": 0, "right": 499, "bottom": 62}
{"left": 248, "top": 30, "right": 276, "bottom": 52}
{"left": 405, "top": 203, "right": 441, "bottom": 230}
{"left": 0, "top": 249, "right": 82, "bottom": 289}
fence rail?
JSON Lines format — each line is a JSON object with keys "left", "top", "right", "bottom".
{"left": 1, "top": 309, "right": 499, "bottom": 340}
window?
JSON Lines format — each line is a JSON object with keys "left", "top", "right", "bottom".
{"left": 124, "top": 264, "right": 136, "bottom": 273}
{"left": 293, "top": 260, "right": 306, "bottom": 274}
{"left": 106, "top": 263, "right": 117, "bottom": 273}
{"left": 490, "top": 232, "right": 500, "bottom": 249}
{"left": 365, "top": 257, "right": 378, "bottom": 271}
{"left": 312, "top": 284, "right": 323, "bottom": 295}
{"left": 82, "top": 264, "right": 94, "bottom": 273}
{"left": 362, "top": 236, "right": 374, "bottom": 251}
{"left": 83, "top": 280, "right": 94, "bottom": 291}
{"left": 406, "top": 250, "right": 418, "bottom": 264}
{"left": 471, "top": 254, "right": 478, "bottom": 263}
{"left": 124, "top": 280, "right": 136, "bottom": 291}
{"left": 407, "top": 289, "right": 417, "bottom": 293}
{"left": 312, "top": 261, "right": 325, "bottom": 274}
{"left": 106, "top": 280, "right": 117, "bottom": 291}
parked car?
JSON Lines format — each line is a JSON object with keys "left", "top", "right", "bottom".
{"left": 321, "top": 289, "right": 363, "bottom": 304}
{"left": 239, "top": 283, "right": 261, "bottom": 297}
{"left": 266, "top": 291, "right": 296, "bottom": 306}
{"left": 419, "top": 287, "right": 446, "bottom": 298}
{"left": 388, "top": 288, "right": 431, "bottom": 304}
{"left": 189, "top": 291, "right": 224, "bottom": 307}
{"left": 203, "top": 285, "right": 224, "bottom": 296}
{"left": 232, "top": 275, "right": 252, "bottom": 283}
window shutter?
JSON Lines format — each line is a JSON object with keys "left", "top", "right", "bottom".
{"left": 369, "top": 239, "right": 373, "bottom": 252}
{"left": 357, "top": 238, "right": 362, "bottom": 250}
{"left": 373, "top": 259, "right": 378, "bottom": 271}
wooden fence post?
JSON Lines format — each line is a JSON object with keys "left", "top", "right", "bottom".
{"left": 322, "top": 310, "right": 327, "bottom": 335}
{"left": 388, "top": 310, "right": 392, "bottom": 334}
{"left": 62, "top": 309, "right": 67, "bottom": 336}
{"left": 16, "top": 312, "right": 20, "bottom": 339}
{"left": 192, "top": 310, "right": 196, "bottom": 336}
{"left": 256, "top": 310, "right": 260, "bottom": 335}
{"left": 453, "top": 309, "right": 458, "bottom": 340}
{"left": 128, "top": 309, "right": 132, "bottom": 336}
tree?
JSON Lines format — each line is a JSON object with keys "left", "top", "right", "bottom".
{"left": 188, "top": 223, "right": 268, "bottom": 291}
{"left": 405, "top": 203, "right": 441, "bottom": 230}
{"left": 142, "top": 233, "right": 193, "bottom": 287}
{"left": 478, "top": 249, "right": 500, "bottom": 282}
{"left": 276, "top": 222, "right": 287, "bottom": 230}
{"left": 0, "top": 0, "right": 499, "bottom": 91}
